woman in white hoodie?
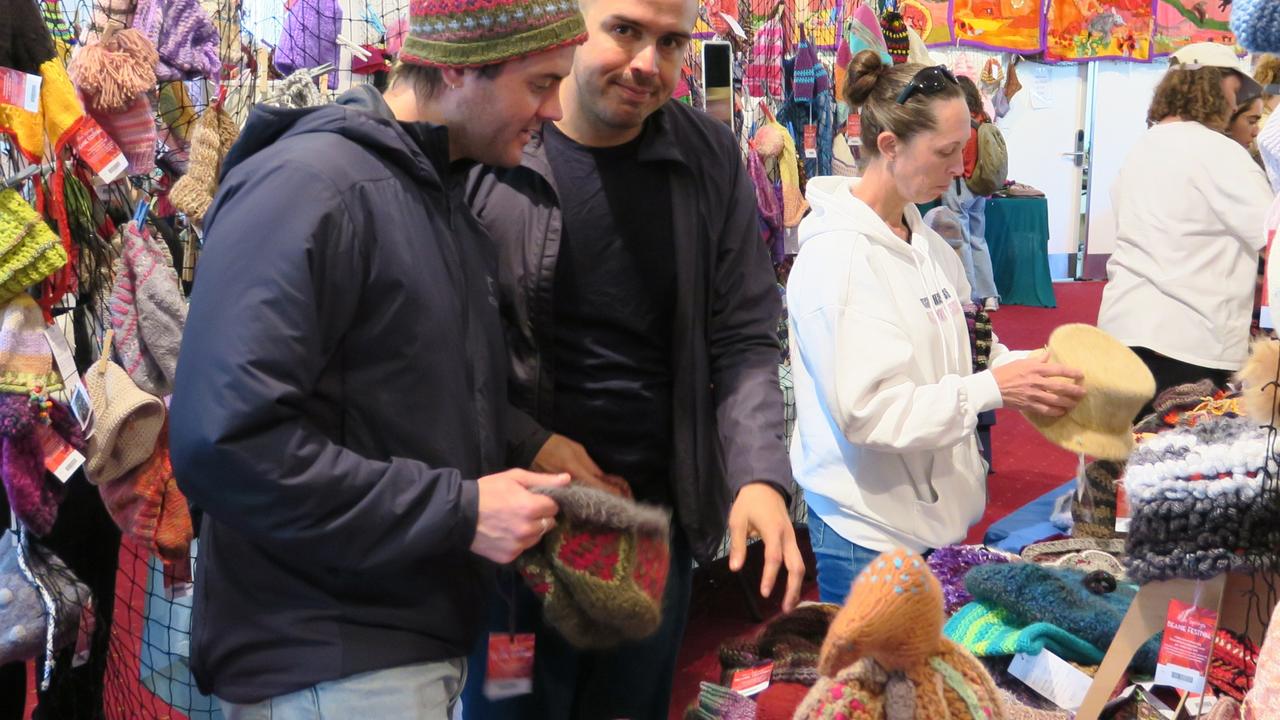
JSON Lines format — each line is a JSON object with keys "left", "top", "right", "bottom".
{"left": 788, "top": 50, "right": 1086, "bottom": 603}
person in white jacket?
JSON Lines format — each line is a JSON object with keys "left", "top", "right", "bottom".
{"left": 788, "top": 50, "right": 1086, "bottom": 603}
{"left": 1098, "top": 56, "right": 1272, "bottom": 418}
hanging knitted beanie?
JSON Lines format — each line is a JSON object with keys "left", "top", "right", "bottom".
{"left": 0, "top": 295, "right": 62, "bottom": 397}
{"left": 0, "top": 192, "right": 71, "bottom": 309}
{"left": 99, "top": 422, "right": 193, "bottom": 568}
{"left": 84, "top": 332, "right": 166, "bottom": 486}
{"left": 89, "top": 94, "right": 156, "bottom": 175}
{"left": 274, "top": 0, "right": 343, "bottom": 89}
{"left": 0, "top": 531, "right": 92, "bottom": 666}
{"left": 399, "top": 0, "right": 587, "bottom": 68}
{"left": 132, "top": 0, "right": 221, "bottom": 82}
{"left": 880, "top": 12, "right": 911, "bottom": 64}
{"left": 1232, "top": 0, "right": 1280, "bottom": 53}
{"left": 0, "top": 0, "right": 57, "bottom": 75}
{"left": 797, "top": 548, "right": 1008, "bottom": 720}
{"left": 41, "top": 1, "right": 75, "bottom": 45}
{"left": 516, "top": 482, "right": 671, "bottom": 649}
{"left": 0, "top": 394, "right": 83, "bottom": 537}
{"left": 108, "top": 221, "right": 186, "bottom": 397}
{"left": 68, "top": 27, "right": 159, "bottom": 113}
{"left": 93, "top": 0, "right": 137, "bottom": 30}
{"left": 747, "top": 18, "right": 785, "bottom": 98}
{"left": 170, "top": 105, "right": 238, "bottom": 224}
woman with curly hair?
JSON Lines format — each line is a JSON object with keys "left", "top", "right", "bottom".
{"left": 1098, "top": 44, "right": 1272, "bottom": 417}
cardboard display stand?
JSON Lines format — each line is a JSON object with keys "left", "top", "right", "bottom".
{"left": 1076, "top": 572, "right": 1276, "bottom": 720}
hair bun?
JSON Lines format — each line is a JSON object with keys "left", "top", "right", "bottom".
{"left": 844, "top": 49, "right": 888, "bottom": 106}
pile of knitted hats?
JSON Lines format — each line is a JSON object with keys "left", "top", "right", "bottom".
{"left": 795, "top": 547, "right": 1010, "bottom": 719}
{"left": 944, "top": 560, "right": 1159, "bottom": 672}
{"left": 1122, "top": 414, "right": 1273, "bottom": 584}
{"left": 0, "top": 295, "right": 83, "bottom": 536}
{"left": 517, "top": 482, "right": 671, "bottom": 649}
{"left": 713, "top": 603, "right": 840, "bottom": 719}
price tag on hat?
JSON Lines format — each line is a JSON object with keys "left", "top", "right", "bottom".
{"left": 803, "top": 124, "right": 818, "bottom": 159}
{"left": 1008, "top": 649, "right": 1092, "bottom": 711}
{"left": 1115, "top": 480, "right": 1131, "bottom": 533}
{"left": 44, "top": 325, "right": 94, "bottom": 435}
{"left": 845, "top": 113, "right": 861, "bottom": 145}
{"left": 1154, "top": 598, "right": 1218, "bottom": 693}
{"left": 69, "top": 117, "right": 128, "bottom": 185}
{"left": 484, "top": 633, "right": 536, "bottom": 700}
{"left": 0, "top": 67, "right": 42, "bottom": 112}
{"left": 729, "top": 660, "right": 773, "bottom": 696}
{"left": 37, "top": 422, "right": 85, "bottom": 483}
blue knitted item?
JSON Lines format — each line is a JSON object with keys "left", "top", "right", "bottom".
{"left": 964, "top": 563, "right": 1161, "bottom": 673}
{"left": 1232, "top": 0, "right": 1280, "bottom": 53}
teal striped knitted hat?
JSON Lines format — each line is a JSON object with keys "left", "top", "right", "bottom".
{"left": 400, "top": 0, "right": 587, "bottom": 69}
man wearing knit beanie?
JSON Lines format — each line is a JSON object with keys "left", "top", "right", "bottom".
{"left": 464, "top": 0, "right": 801, "bottom": 716}
{"left": 168, "top": 1, "right": 587, "bottom": 718}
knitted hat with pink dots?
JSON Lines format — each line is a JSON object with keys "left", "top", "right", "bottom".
{"left": 795, "top": 548, "right": 1010, "bottom": 720}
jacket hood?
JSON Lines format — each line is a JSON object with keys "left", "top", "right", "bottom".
{"left": 799, "top": 176, "right": 936, "bottom": 258}
{"left": 220, "top": 85, "right": 448, "bottom": 190}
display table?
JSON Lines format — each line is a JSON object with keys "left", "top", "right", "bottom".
{"left": 985, "top": 196, "right": 1056, "bottom": 308}
{"left": 916, "top": 196, "right": 1056, "bottom": 308}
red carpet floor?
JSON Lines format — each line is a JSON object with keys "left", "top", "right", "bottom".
{"left": 22, "top": 284, "right": 1107, "bottom": 720}
{"left": 670, "top": 280, "right": 1106, "bottom": 718}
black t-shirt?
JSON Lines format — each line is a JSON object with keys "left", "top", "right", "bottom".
{"left": 544, "top": 122, "right": 676, "bottom": 505}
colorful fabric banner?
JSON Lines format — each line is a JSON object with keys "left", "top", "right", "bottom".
{"left": 899, "top": 0, "right": 955, "bottom": 46}
{"left": 953, "top": 0, "right": 1045, "bottom": 53}
{"left": 1045, "top": 0, "right": 1157, "bottom": 62}
{"left": 1153, "top": 0, "right": 1239, "bottom": 56}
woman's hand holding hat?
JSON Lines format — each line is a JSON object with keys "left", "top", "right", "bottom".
{"left": 993, "top": 351, "right": 1086, "bottom": 417}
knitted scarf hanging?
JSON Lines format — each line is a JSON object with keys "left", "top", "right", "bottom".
{"left": 748, "top": 147, "right": 785, "bottom": 265}
{"left": 747, "top": 17, "right": 785, "bottom": 99}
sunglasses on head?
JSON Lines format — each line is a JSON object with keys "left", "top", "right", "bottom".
{"left": 895, "top": 65, "right": 959, "bottom": 105}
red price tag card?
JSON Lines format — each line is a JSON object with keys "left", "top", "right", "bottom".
{"left": 1154, "top": 598, "right": 1218, "bottom": 693}
{"left": 484, "top": 633, "right": 535, "bottom": 701}
{"left": 845, "top": 113, "right": 861, "bottom": 145}
{"left": 69, "top": 117, "right": 128, "bottom": 184}
{"left": 803, "top": 124, "right": 817, "bottom": 159}
{"left": 0, "top": 66, "right": 41, "bottom": 112}
{"left": 730, "top": 661, "right": 773, "bottom": 696}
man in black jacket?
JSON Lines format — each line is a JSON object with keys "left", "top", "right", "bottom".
{"left": 168, "top": 2, "right": 589, "bottom": 717}
{"left": 463, "top": 0, "right": 803, "bottom": 716}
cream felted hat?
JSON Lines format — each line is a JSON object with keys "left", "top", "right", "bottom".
{"left": 1025, "top": 324, "right": 1155, "bottom": 461}
{"left": 84, "top": 331, "right": 165, "bottom": 486}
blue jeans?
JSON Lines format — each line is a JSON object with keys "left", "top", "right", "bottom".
{"left": 806, "top": 507, "right": 883, "bottom": 604}
{"left": 942, "top": 181, "right": 999, "bottom": 302}
{"left": 461, "top": 531, "right": 693, "bottom": 720}
{"left": 218, "top": 659, "right": 466, "bottom": 720}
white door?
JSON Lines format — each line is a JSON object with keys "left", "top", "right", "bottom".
{"left": 1081, "top": 61, "right": 1170, "bottom": 279}
{"left": 995, "top": 62, "right": 1089, "bottom": 279}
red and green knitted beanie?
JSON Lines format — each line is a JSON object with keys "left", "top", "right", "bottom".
{"left": 400, "top": 0, "right": 587, "bottom": 69}
{"left": 517, "top": 483, "right": 672, "bottom": 649}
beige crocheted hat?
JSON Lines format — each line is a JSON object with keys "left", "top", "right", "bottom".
{"left": 84, "top": 331, "right": 165, "bottom": 485}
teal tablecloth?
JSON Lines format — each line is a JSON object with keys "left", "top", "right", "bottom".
{"left": 916, "top": 196, "right": 1056, "bottom": 308}
{"left": 985, "top": 197, "right": 1056, "bottom": 308}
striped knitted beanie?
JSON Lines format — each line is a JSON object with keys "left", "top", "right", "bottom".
{"left": 517, "top": 482, "right": 671, "bottom": 649}
{"left": 0, "top": 294, "right": 62, "bottom": 396}
{"left": 400, "top": 0, "right": 587, "bottom": 69}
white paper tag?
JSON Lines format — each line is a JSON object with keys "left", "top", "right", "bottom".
{"left": 1008, "top": 650, "right": 1093, "bottom": 711}
{"left": 44, "top": 325, "right": 93, "bottom": 433}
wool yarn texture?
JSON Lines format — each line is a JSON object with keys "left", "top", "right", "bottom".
{"left": 1237, "top": 338, "right": 1280, "bottom": 425}
{"left": 398, "top": 0, "right": 586, "bottom": 69}
{"left": 0, "top": 395, "right": 82, "bottom": 536}
{"left": 83, "top": 333, "right": 165, "bottom": 487}
{"left": 108, "top": 221, "right": 187, "bottom": 397}
{"left": 1122, "top": 415, "right": 1277, "bottom": 583}
{"left": 131, "top": 0, "right": 221, "bottom": 82}
{"left": 1232, "top": 0, "right": 1280, "bottom": 53}
{"left": 0, "top": 294, "right": 63, "bottom": 397}
{"left": 747, "top": 19, "right": 785, "bottom": 98}
{"left": 944, "top": 600, "right": 1109, "bottom": 664}
{"left": 0, "top": 192, "right": 70, "bottom": 310}
{"left": 89, "top": 93, "right": 156, "bottom": 175}
{"left": 169, "top": 105, "right": 238, "bottom": 224}
{"left": 797, "top": 547, "right": 1008, "bottom": 720}
{"left": 964, "top": 562, "right": 1160, "bottom": 672}
{"left": 1244, "top": 601, "right": 1280, "bottom": 719}
{"left": 718, "top": 602, "right": 839, "bottom": 686}
{"left": 516, "top": 483, "right": 670, "bottom": 649}
{"left": 926, "top": 544, "right": 1013, "bottom": 615}
{"left": 880, "top": 11, "right": 910, "bottom": 64}
{"left": 68, "top": 28, "right": 159, "bottom": 113}
{"left": 98, "top": 422, "right": 193, "bottom": 574}
{"left": 0, "top": 531, "right": 92, "bottom": 666}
